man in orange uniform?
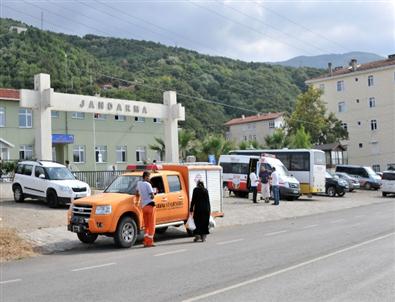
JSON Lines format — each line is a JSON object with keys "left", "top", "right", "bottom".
{"left": 137, "top": 171, "right": 156, "bottom": 247}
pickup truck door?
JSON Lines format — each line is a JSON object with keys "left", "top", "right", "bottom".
{"left": 165, "top": 174, "right": 188, "bottom": 222}
{"left": 150, "top": 176, "right": 169, "bottom": 224}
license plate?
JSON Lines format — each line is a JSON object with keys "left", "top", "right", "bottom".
{"left": 72, "top": 225, "right": 81, "bottom": 233}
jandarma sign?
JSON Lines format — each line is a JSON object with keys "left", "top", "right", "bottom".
{"left": 79, "top": 99, "right": 148, "bottom": 114}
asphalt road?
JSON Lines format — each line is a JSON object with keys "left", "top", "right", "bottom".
{"left": 2, "top": 201, "right": 395, "bottom": 302}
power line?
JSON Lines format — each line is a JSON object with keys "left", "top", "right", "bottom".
{"left": 187, "top": 0, "right": 317, "bottom": 56}
{"left": 253, "top": 1, "right": 350, "bottom": 53}
{"left": 213, "top": 0, "right": 332, "bottom": 55}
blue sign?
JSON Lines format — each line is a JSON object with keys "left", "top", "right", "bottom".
{"left": 52, "top": 134, "right": 74, "bottom": 144}
{"left": 208, "top": 154, "right": 216, "bottom": 164}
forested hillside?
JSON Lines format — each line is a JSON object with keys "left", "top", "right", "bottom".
{"left": 0, "top": 18, "right": 324, "bottom": 138}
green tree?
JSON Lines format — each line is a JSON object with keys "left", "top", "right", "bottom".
{"left": 198, "top": 135, "right": 235, "bottom": 162}
{"left": 287, "top": 87, "right": 348, "bottom": 144}
{"left": 148, "top": 137, "right": 165, "bottom": 161}
{"left": 178, "top": 129, "right": 195, "bottom": 161}
{"left": 289, "top": 126, "right": 312, "bottom": 148}
{"left": 264, "top": 129, "right": 290, "bottom": 149}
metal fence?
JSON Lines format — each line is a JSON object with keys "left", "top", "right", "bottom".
{"left": 73, "top": 170, "right": 127, "bottom": 190}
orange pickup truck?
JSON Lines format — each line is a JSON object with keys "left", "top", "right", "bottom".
{"left": 67, "top": 164, "right": 223, "bottom": 248}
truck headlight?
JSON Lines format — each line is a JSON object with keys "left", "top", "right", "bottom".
{"left": 95, "top": 205, "right": 112, "bottom": 215}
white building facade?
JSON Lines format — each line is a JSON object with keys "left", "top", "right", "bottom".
{"left": 306, "top": 56, "right": 395, "bottom": 171}
{"left": 225, "top": 113, "right": 284, "bottom": 146}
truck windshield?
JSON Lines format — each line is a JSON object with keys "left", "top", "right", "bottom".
{"left": 105, "top": 175, "right": 141, "bottom": 194}
{"left": 46, "top": 167, "right": 75, "bottom": 180}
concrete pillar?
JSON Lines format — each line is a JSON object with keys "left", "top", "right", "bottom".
{"left": 163, "top": 91, "right": 179, "bottom": 163}
{"left": 34, "top": 73, "right": 52, "bottom": 161}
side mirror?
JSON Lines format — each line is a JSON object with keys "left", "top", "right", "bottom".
{"left": 39, "top": 174, "right": 46, "bottom": 179}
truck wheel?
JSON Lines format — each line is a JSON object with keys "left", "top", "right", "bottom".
{"left": 364, "top": 182, "right": 371, "bottom": 190}
{"left": 327, "top": 186, "right": 336, "bottom": 197}
{"left": 47, "top": 189, "right": 59, "bottom": 208}
{"left": 77, "top": 232, "right": 98, "bottom": 244}
{"left": 114, "top": 216, "right": 137, "bottom": 248}
{"left": 13, "top": 185, "right": 25, "bottom": 203}
{"left": 382, "top": 192, "right": 387, "bottom": 197}
{"left": 156, "top": 227, "right": 168, "bottom": 234}
{"left": 337, "top": 190, "right": 345, "bottom": 197}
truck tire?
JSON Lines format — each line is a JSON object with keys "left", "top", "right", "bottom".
{"left": 77, "top": 232, "right": 98, "bottom": 244}
{"left": 327, "top": 186, "right": 336, "bottom": 197}
{"left": 382, "top": 192, "right": 387, "bottom": 197}
{"left": 47, "top": 189, "right": 59, "bottom": 208}
{"left": 364, "top": 182, "right": 371, "bottom": 190}
{"left": 13, "top": 185, "right": 25, "bottom": 203}
{"left": 114, "top": 216, "right": 137, "bottom": 248}
{"left": 156, "top": 227, "right": 168, "bottom": 234}
{"left": 337, "top": 190, "right": 345, "bottom": 197}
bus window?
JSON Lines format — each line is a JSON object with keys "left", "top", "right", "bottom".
{"left": 276, "top": 153, "right": 290, "bottom": 169}
{"left": 290, "top": 152, "right": 310, "bottom": 171}
{"left": 314, "top": 151, "right": 326, "bottom": 165}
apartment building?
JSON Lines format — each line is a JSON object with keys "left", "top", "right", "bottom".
{"left": 306, "top": 55, "right": 395, "bottom": 171}
{"left": 225, "top": 112, "right": 284, "bottom": 146}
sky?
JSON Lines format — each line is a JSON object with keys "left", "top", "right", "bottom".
{"left": 1, "top": 0, "right": 394, "bottom": 62}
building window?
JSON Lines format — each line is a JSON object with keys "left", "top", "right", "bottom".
{"left": 19, "top": 108, "right": 32, "bottom": 128}
{"left": 72, "top": 112, "right": 85, "bottom": 119}
{"left": 356, "top": 99, "right": 359, "bottom": 103}
{"left": 341, "top": 123, "right": 348, "bottom": 130}
{"left": 268, "top": 120, "right": 275, "bottom": 128}
{"left": 355, "top": 78, "right": 358, "bottom": 82}
{"left": 388, "top": 163, "right": 395, "bottom": 170}
{"left": 0, "top": 107, "right": 5, "bottom": 127}
{"left": 243, "top": 136, "right": 247, "bottom": 141}
{"left": 135, "top": 116, "right": 145, "bottom": 122}
{"left": 95, "top": 145, "right": 107, "bottom": 163}
{"left": 51, "top": 111, "right": 60, "bottom": 118}
{"left": 153, "top": 118, "right": 162, "bottom": 123}
{"left": 73, "top": 145, "right": 85, "bottom": 163}
{"left": 368, "top": 97, "right": 376, "bottom": 108}
{"left": 136, "top": 147, "right": 146, "bottom": 162}
{"left": 368, "top": 75, "right": 374, "bottom": 87}
{"left": 19, "top": 145, "right": 33, "bottom": 160}
{"left": 115, "top": 115, "right": 126, "bottom": 121}
{"left": 336, "top": 80, "right": 344, "bottom": 92}
{"left": 116, "top": 146, "right": 127, "bottom": 163}
{"left": 357, "top": 121, "right": 361, "bottom": 126}
{"left": 94, "top": 113, "right": 106, "bottom": 120}
{"left": 338, "top": 102, "right": 346, "bottom": 113}
{"left": 359, "top": 143, "right": 363, "bottom": 148}
{"left": 372, "top": 164, "right": 380, "bottom": 172}
{"left": 370, "top": 119, "right": 377, "bottom": 131}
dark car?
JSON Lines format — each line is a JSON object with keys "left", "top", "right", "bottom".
{"left": 335, "top": 172, "right": 360, "bottom": 192}
{"left": 325, "top": 171, "right": 348, "bottom": 197}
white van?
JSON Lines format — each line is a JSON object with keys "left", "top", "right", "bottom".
{"left": 257, "top": 155, "right": 301, "bottom": 200}
{"left": 381, "top": 171, "right": 395, "bottom": 197}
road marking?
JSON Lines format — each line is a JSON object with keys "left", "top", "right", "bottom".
{"left": 264, "top": 230, "right": 287, "bottom": 236}
{"left": 348, "top": 223, "right": 362, "bottom": 228}
{"left": 154, "top": 249, "right": 187, "bottom": 257}
{"left": 355, "top": 215, "right": 365, "bottom": 218}
{"left": 330, "top": 219, "right": 345, "bottom": 224}
{"left": 71, "top": 262, "right": 116, "bottom": 272}
{"left": 302, "top": 224, "right": 318, "bottom": 229}
{"left": 0, "top": 279, "right": 22, "bottom": 285}
{"left": 217, "top": 239, "right": 244, "bottom": 245}
{"left": 182, "top": 232, "right": 395, "bottom": 302}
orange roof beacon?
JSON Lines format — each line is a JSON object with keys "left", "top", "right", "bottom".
{"left": 67, "top": 164, "right": 223, "bottom": 248}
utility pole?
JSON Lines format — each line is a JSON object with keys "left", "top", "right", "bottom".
{"left": 41, "top": 11, "right": 44, "bottom": 30}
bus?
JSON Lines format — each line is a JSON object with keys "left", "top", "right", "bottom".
{"left": 218, "top": 154, "right": 301, "bottom": 200}
{"left": 228, "top": 149, "right": 326, "bottom": 195}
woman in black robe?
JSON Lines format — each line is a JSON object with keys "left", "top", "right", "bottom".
{"left": 190, "top": 180, "right": 211, "bottom": 242}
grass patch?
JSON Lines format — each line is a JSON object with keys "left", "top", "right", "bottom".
{"left": 0, "top": 228, "right": 36, "bottom": 262}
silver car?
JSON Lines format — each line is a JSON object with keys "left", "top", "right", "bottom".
{"left": 335, "top": 172, "right": 360, "bottom": 192}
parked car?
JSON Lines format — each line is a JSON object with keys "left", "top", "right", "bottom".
{"left": 381, "top": 171, "right": 395, "bottom": 197}
{"left": 335, "top": 172, "right": 360, "bottom": 192}
{"left": 376, "top": 172, "right": 383, "bottom": 179}
{"left": 325, "top": 171, "right": 348, "bottom": 197}
{"left": 12, "top": 160, "right": 91, "bottom": 208}
{"left": 335, "top": 165, "right": 381, "bottom": 190}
